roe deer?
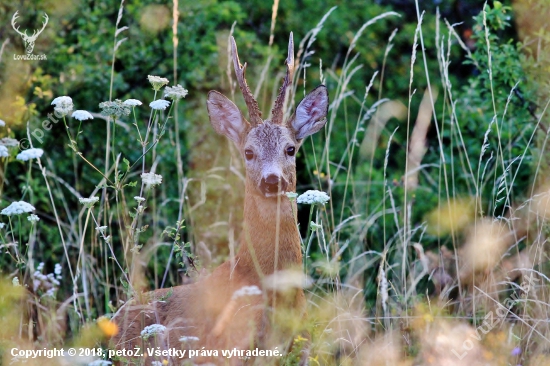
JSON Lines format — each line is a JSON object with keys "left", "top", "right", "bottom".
{"left": 112, "top": 33, "right": 329, "bottom": 365}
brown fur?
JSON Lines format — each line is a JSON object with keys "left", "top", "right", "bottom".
{"left": 112, "top": 35, "right": 328, "bottom": 365}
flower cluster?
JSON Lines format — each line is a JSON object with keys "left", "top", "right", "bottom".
{"left": 0, "top": 145, "right": 8, "bottom": 158}
{"left": 16, "top": 148, "right": 44, "bottom": 161}
{"left": 72, "top": 110, "right": 94, "bottom": 121}
{"left": 134, "top": 196, "right": 145, "bottom": 203}
{"left": 1, "top": 138, "right": 19, "bottom": 147}
{"left": 51, "top": 96, "right": 74, "bottom": 117}
{"left": 124, "top": 99, "right": 143, "bottom": 107}
{"left": 141, "top": 324, "right": 167, "bottom": 339}
{"left": 1, "top": 201, "right": 36, "bottom": 216}
{"left": 33, "top": 262, "right": 62, "bottom": 297}
{"left": 232, "top": 285, "right": 262, "bottom": 300}
{"left": 79, "top": 196, "right": 100, "bottom": 208}
{"left": 296, "top": 190, "right": 330, "bottom": 205}
{"left": 27, "top": 214, "right": 40, "bottom": 222}
{"left": 179, "top": 336, "right": 200, "bottom": 342}
{"left": 164, "top": 84, "right": 188, "bottom": 100}
{"left": 99, "top": 99, "right": 131, "bottom": 118}
{"left": 150, "top": 99, "right": 171, "bottom": 111}
{"left": 141, "top": 172, "right": 163, "bottom": 186}
{"left": 147, "top": 75, "right": 169, "bottom": 91}
{"left": 88, "top": 360, "right": 112, "bottom": 366}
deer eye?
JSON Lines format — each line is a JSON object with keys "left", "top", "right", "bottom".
{"left": 245, "top": 149, "right": 254, "bottom": 160}
{"left": 286, "top": 146, "right": 296, "bottom": 156}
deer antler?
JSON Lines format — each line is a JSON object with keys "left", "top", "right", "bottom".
{"left": 271, "top": 32, "right": 295, "bottom": 126}
{"left": 11, "top": 11, "right": 27, "bottom": 38}
{"left": 231, "top": 37, "right": 263, "bottom": 126}
{"left": 31, "top": 13, "right": 49, "bottom": 39}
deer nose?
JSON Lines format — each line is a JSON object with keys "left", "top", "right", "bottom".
{"left": 260, "top": 174, "right": 287, "bottom": 195}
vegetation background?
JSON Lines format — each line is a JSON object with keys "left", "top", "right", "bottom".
{"left": 1, "top": 0, "right": 550, "bottom": 364}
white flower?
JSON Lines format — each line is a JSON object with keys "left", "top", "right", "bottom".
{"left": 1, "top": 201, "right": 36, "bottom": 216}
{"left": 88, "top": 361, "right": 112, "bottom": 366}
{"left": 72, "top": 110, "right": 94, "bottom": 121}
{"left": 179, "top": 336, "right": 200, "bottom": 342}
{"left": 141, "top": 172, "right": 163, "bottom": 186}
{"left": 0, "top": 138, "right": 19, "bottom": 147}
{"left": 16, "top": 148, "right": 44, "bottom": 161}
{"left": 149, "top": 99, "right": 170, "bottom": 110}
{"left": 79, "top": 196, "right": 99, "bottom": 208}
{"left": 51, "top": 96, "right": 73, "bottom": 106}
{"left": 147, "top": 75, "right": 169, "bottom": 91}
{"left": 0, "top": 223, "right": 5, "bottom": 229}
{"left": 134, "top": 196, "right": 145, "bottom": 202}
{"left": 45, "top": 287, "right": 56, "bottom": 297}
{"left": 37, "top": 262, "right": 45, "bottom": 271}
{"left": 54, "top": 263, "right": 62, "bottom": 279}
{"left": 141, "top": 324, "right": 166, "bottom": 339}
{"left": 27, "top": 214, "right": 40, "bottom": 222}
{"left": 296, "top": 190, "right": 330, "bottom": 205}
{"left": 232, "top": 285, "right": 262, "bottom": 300}
{"left": 12, "top": 277, "right": 20, "bottom": 287}
{"left": 51, "top": 96, "right": 74, "bottom": 117}
{"left": 0, "top": 119, "right": 5, "bottom": 127}
{"left": 96, "top": 226, "right": 108, "bottom": 234}
{"left": 164, "top": 84, "right": 188, "bottom": 100}
{"left": 0, "top": 145, "right": 8, "bottom": 158}
{"left": 124, "top": 99, "right": 143, "bottom": 107}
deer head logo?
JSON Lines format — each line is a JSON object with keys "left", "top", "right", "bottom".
{"left": 11, "top": 11, "right": 49, "bottom": 54}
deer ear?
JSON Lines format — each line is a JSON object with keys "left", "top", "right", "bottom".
{"left": 207, "top": 91, "right": 248, "bottom": 144}
{"left": 290, "top": 85, "right": 329, "bottom": 140}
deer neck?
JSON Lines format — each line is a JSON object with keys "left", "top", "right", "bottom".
{"left": 236, "top": 182, "right": 302, "bottom": 277}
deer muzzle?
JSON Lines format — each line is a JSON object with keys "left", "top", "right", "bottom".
{"left": 260, "top": 174, "right": 288, "bottom": 196}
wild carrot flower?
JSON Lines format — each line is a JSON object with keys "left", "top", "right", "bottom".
{"left": 51, "top": 96, "right": 74, "bottom": 116}
{"left": 0, "top": 145, "right": 8, "bottom": 158}
{"left": 99, "top": 99, "right": 131, "bottom": 118}
{"left": 27, "top": 214, "right": 40, "bottom": 222}
{"left": 179, "top": 336, "right": 200, "bottom": 342}
{"left": 147, "top": 75, "right": 169, "bottom": 91}
{"left": 72, "top": 110, "right": 94, "bottom": 121}
{"left": 16, "top": 148, "right": 44, "bottom": 161}
{"left": 297, "top": 190, "right": 330, "bottom": 205}
{"left": 123, "top": 99, "right": 143, "bottom": 107}
{"left": 1, "top": 201, "right": 36, "bottom": 216}
{"left": 134, "top": 196, "right": 146, "bottom": 202}
{"left": 96, "top": 226, "right": 107, "bottom": 234}
{"left": 12, "top": 277, "right": 20, "bottom": 287}
{"left": 54, "top": 263, "right": 62, "bottom": 280}
{"left": 149, "top": 99, "right": 170, "bottom": 110}
{"left": 79, "top": 196, "right": 100, "bottom": 208}
{"left": 141, "top": 324, "right": 166, "bottom": 339}
{"left": 232, "top": 285, "right": 262, "bottom": 299}
{"left": 87, "top": 360, "right": 112, "bottom": 366}
{"left": 164, "top": 84, "right": 188, "bottom": 100}
{"left": 141, "top": 172, "right": 163, "bottom": 186}
{"left": 0, "top": 138, "right": 19, "bottom": 147}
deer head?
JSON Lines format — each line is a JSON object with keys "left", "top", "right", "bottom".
{"left": 207, "top": 33, "right": 329, "bottom": 199}
{"left": 11, "top": 11, "right": 49, "bottom": 54}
